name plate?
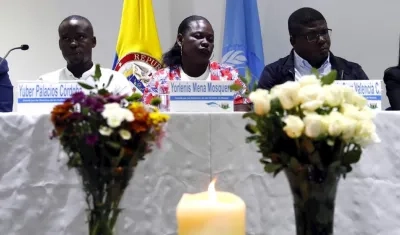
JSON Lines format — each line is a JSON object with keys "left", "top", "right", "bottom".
{"left": 334, "top": 80, "right": 382, "bottom": 110}
{"left": 17, "top": 80, "right": 83, "bottom": 113}
{"left": 168, "top": 80, "right": 235, "bottom": 112}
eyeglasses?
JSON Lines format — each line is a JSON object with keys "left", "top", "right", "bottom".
{"left": 301, "top": 29, "right": 332, "bottom": 43}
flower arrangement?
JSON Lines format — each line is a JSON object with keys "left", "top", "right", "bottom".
{"left": 232, "top": 70, "right": 380, "bottom": 235}
{"left": 50, "top": 64, "right": 169, "bottom": 235}
{"left": 243, "top": 71, "right": 379, "bottom": 177}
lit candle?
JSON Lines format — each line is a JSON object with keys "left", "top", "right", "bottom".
{"left": 176, "top": 178, "right": 246, "bottom": 235}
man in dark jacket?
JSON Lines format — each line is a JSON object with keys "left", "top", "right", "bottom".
{"left": 0, "top": 58, "right": 13, "bottom": 112}
{"left": 258, "top": 7, "right": 368, "bottom": 90}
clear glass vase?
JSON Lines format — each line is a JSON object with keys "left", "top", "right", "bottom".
{"left": 284, "top": 167, "right": 340, "bottom": 235}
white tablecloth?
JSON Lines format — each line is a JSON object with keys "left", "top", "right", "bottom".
{"left": 0, "top": 112, "right": 399, "bottom": 235}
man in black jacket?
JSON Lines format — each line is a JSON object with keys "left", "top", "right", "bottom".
{"left": 258, "top": 7, "right": 368, "bottom": 90}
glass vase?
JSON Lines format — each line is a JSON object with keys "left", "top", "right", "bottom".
{"left": 284, "top": 167, "right": 340, "bottom": 235}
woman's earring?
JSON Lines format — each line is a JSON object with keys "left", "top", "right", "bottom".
{"left": 180, "top": 45, "right": 183, "bottom": 56}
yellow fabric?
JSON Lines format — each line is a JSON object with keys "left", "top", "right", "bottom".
{"left": 115, "top": 0, "right": 162, "bottom": 61}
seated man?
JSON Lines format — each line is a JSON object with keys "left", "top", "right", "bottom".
{"left": 0, "top": 58, "right": 13, "bottom": 112}
{"left": 258, "top": 7, "right": 368, "bottom": 90}
{"left": 40, "top": 15, "right": 136, "bottom": 96}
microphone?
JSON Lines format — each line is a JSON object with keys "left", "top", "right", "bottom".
{"left": 0, "top": 44, "right": 29, "bottom": 66}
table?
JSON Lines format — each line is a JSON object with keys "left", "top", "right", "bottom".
{"left": 0, "top": 112, "right": 399, "bottom": 235}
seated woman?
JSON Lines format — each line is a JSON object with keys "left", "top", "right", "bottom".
{"left": 384, "top": 47, "right": 400, "bottom": 110}
{"left": 142, "top": 15, "right": 250, "bottom": 111}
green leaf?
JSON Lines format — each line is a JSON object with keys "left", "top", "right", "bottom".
{"left": 78, "top": 82, "right": 94, "bottom": 90}
{"left": 289, "top": 157, "right": 301, "bottom": 170}
{"left": 245, "top": 135, "right": 259, "bottom": 143}
{"left": 81, "top": 107, "right": 90, "bottom": 115}
{"left": 264, "top": 163, "right": 282, "bottom": 173}
{"left": 106, "top": 141, "right": 120, "bottom": 149}
{"left": 230, "top": 83, "right": 242, "bottom": 91}
{"left": 93, "top": 64, "right": 102, "bottom": 81}
{"left": 273, "top": 166, "right": 284, "bottom": 177}
{"left": 311, "top": 68, "right": 320, "bottom": 78}
{"left": 239, "top": 76, "right": 248, "bottom": 85}
{"left": 278, "top": 152, "right": 291, "bottom": 164}
{"left": 252, "top": 82, "right": 258, "bottom": 91}
{"left": 150, "top": 97, "right": 161, "bottom": 106}
{"left": 270, "top": 98, "right": 282, "bottom": 112}
{"left": 242, "top": 112, "right": 257, "bottom": 120}
{"left": 126, "top": 93, "right": 142, "bottom": 102}
{"left": 98, "top": 88, "right": 110, "bottom": 96}
{"left": 106, "top": 74, "right": 114, "bottom": 88}
{"left": 245, "top": 123, "right": 258, "bottom": 134}
{"left": 320, "top": 70, "right": 337, "bottom": 85}
{"left": 342, "top": 148, "right": 362, "bottom": 165}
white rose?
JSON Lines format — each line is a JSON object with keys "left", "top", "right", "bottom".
{"left": 340, "top": 116, "right": 358, "bottom": 141}
{"left": 119, "top": 129, "right": 132, "bottom": 140}
{"left": 323, "top": 84, "right": 344, "bottom": 107}
{"left": 342, "top": 87, "right": 367, "bottom": 108}
{"left": 303, "top": 113, "right": 326, "bottom": 138}
{"left": 354, "top": 120, "right": 380, "bottom": 146}
{"left": 99, "top": 126, "right": 113, "bottom": 136}
{"left": 351, "top": 93, "right": 367, "bottom": 109}
{"left": 359, "top": 106, "right": 376, "bottom": 119}
{"left": 282, "top": 115, "right": 305, "bottom": 138}
{"left": 249, "top": 89, "right": 271, "bottom": 115}
{"left": 271, "top": 81, "right": 301, "bottom": 110}
{"left": 298, "top": 84, "right": 325, "bottom": 111}
{"left": 323, "top": 111, "right": 345, "bottom": 137}
{"left": 299, "top": 74, "right": 320, "bottom": 87}
{"left": 301, "top": 100, "right": 324, "bottom": 112}
{"left": 340, "top": 103, "right": 364, "bottom": 120}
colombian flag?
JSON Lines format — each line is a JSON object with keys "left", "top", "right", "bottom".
{"left": 112, "top": 0, "right": 163, "bottom": 93}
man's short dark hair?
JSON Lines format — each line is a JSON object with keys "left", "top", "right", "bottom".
{"left": 288, "top": 7, "right": 326, "bottom": 36}
{"left": 59, "top": 15, "right": 93, "bottom": 34}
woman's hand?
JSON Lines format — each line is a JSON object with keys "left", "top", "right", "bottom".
{"left": 234, "top": 103, "right": 252, "bottom": 112}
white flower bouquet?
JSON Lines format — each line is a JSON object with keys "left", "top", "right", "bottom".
{"left": 234, "top": 70, "right": 380, "bottom": 234}
{"left": 242, "top": 71, "right": 380, "bottom": 177}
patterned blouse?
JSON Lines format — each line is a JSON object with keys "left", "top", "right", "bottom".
{"left": 142, "top": 61, "right": 249, "bottom": 104}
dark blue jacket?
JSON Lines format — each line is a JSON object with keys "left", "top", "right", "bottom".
{"left": 258, "top": 50, "right": 369, "bottom": 90}
{"left": 0, "top": 58, "right": 13, "bottom": 112}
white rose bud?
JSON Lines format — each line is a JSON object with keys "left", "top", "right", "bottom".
{"left": 298, "top": 84, "right": 325, "bottom": 111}
{"left": 283, "top": 115, "right": 305, "bottom": 138}
{"left": 271, "top": 81, "right": 301, "bottom": 110}
{"left": 303, "top": 113, "right": 326, "bottom": 138}
{"left": 323, "top": 84, "right": 344, "bottom": 107}
{"left": 299, "top": 74, "right": 320, "bottom": 87}
{"left": 249, "top": 89, "right": 271, "bottom": 115}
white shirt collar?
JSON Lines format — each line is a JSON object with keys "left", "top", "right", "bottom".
{"left": 293, "top": 50, "right": 332, "bottom": 80}
{"left": 64, "top": 65, "right": 95, "bottom": 80}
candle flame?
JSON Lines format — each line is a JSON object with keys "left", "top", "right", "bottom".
{"left": 208, "top": 178, "right": 217, "bottom": 201}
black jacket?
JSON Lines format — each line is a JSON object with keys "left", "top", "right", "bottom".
{"left": 258, "top": 50, "right": 369, "bottom": 90}
{"left": 383, "top": 66, "right": 400, "bottom": 110}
